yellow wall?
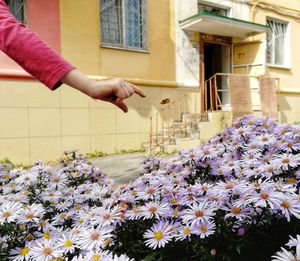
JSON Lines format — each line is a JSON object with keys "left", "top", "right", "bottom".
{"left": 59, "top": 0, "right": 176, "bottom": 81}
{"left": 279, "top": 91, "right": 300, "bottom": 124}
{"left": 251, "top": 0, "right": 300, "bottom": 89}
{"left": 0, "top": 0, "right": 198, "bottom": 164}
{"left": 0, "top": 78, "right": 199, "bottom": 164}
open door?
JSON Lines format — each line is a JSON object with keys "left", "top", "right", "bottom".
{"left": 200, "top": 34, "right": 231, "bottom": 112}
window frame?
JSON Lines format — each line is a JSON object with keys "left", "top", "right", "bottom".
{"left": 100, "top": 0, "right": 148, "bottom": 52}
{"left": 7, "top": 0, "right": 27, "bottom": 24}
{"left": 266, "top": 17, "right": 291, "bottom": 69}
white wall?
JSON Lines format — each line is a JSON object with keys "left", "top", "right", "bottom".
{"left": 175, "top": 0, "right": 251, "bottom": 88}
{"left": 175, "top": 0, "right": 200, "bottom": 87}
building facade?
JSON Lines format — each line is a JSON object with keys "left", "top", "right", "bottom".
{"left": 1, "top": 0, "right": 300, "bottom": 163}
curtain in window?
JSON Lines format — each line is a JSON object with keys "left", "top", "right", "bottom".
{"left": 100, "top": 0, "right": 147, "bottom": 49}
{"left": 267, "top": 20, "right": 287, "bottom": 66}
{"left": 100, "top": 0, "right": 123, "bottom": 46}
{"left": 8, "top": 0, "right": 25, "bottom": 23}
{"left": 125, "top": 0, "right": 143, "bottom": 48}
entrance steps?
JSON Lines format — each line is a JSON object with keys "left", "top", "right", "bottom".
{"left": 146, "top": 111, "right": 233, "bottom": 154}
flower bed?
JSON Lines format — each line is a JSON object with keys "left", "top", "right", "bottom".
{"left": 1, "top": 116, "right": 300, "bottom": 260}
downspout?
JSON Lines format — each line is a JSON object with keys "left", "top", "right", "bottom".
{"left": 250, "top": 0, "right": 262, "bottom": 22}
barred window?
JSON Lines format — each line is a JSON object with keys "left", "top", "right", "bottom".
{"left": 267, "top": 19, "right": 290, "bottom": 67}
{"left": 100, "top": 0, "right": 147, "bottom": 50}
{"left": 7, "top": 0, "right": 26, "bottom": 24}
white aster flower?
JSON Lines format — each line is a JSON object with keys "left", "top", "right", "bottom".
{"left": 112, "top": 254, "right": 135, "bottom": 261}
{"left": 30, "top": 240, "right": 63, "bottom": 261}
{"left": 18, "top": 203, "right": 45, "bottom": 224}
{"left": 91, "top": 205, "right": 122, "bottom": 227}
{"left": 0, "top": 201, "right": 23, "bottom": 224}
{"left": 182, "top": 201, "right": 216, "bottom": 226}
{"left": 56, "top": 233, "right": 79, "bottom": 254}
{"left": 78, "top": 226, "right": 113, "bottom": 251}
{"left": 140, "top": 202, "right": 170, "bottom": 220}
{"left": 272, "top": 246, "right": 300, "bottom": 261}
{"left": 144, "top": 221, "right": 173, "bottom": 249}
{"left": 9, "top": 247, "right": 31, "bottom": 261}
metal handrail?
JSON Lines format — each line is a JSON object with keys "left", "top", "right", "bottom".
{"left": 149, "top": 90, "right": 204, "bottom": 154}
{"left": 149, "top": 73, "right": 280, "bottom": 154}
{"left": 202, "top": 73, "right": 280, "bottom": 112}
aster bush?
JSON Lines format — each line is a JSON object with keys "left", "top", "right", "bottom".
{"left": 1, "top": 115, "right": 300, "bottom": 260}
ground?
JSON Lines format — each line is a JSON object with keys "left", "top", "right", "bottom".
{"left": 90, "top": 152, "right": 175, "bottom": 184}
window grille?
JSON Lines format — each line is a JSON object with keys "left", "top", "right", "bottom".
{"left": 266, "top": 19, "right": 289, "bottom": 67}
{"left": 198, "top": 3, "right": 227, "bottom": 16}
{"left": 100, "top": 0, "right": 147, "bottom": 50}
{"left": 8, "top": 0, "right": 26, "bottom": 24}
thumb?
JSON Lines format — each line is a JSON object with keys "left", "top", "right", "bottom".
{"left": 114, "top": 98, "right": 128, "bottom": 113}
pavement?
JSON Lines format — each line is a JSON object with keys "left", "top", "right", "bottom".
{"left": 90, "top": 152, "right": 176, "bottom": 184}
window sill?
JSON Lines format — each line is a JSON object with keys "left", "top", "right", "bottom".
{"left": 100, "top": 44, "right": 149, "bottom": 54}
{"left": 267, "top": 64, "right": 291, "bottom": 70}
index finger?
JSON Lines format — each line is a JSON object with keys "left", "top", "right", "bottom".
{"left": 128, "top": 83, "right": 146, "bottom": 97}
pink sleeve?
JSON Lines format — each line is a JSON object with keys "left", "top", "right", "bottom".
{"left": 0, "top": 0, "right": 75, "bottom": 90}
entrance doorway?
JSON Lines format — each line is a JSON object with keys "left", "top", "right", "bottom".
{"left": 202, "top": 41, "right": 231, "bottom": 111}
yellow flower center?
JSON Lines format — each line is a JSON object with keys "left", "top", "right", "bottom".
{"left": 231, "top": 207, "right": 241, "bottom": 215}
{"left": 172, "top": 210, "right": 179, "bottom": 216}
{"left": 195, "top": 210, "right": 204, "bottom": 217}
{"left": 42, "top": 247, "right": 53, "bottom": 255}
{"left": 260, "top": 193, "right": 269, "bottom": 200}
{"left": 25, "top": 213, "right": 34, "bottom": 219}
{"left": 74, "top": 204, "right": 81, "bottom": 210}
{"left": 92, "top": 255, "right": 102, "bottom": 261}
{"left": 25, "top": 234, "right": 34, "bottom": 241}
{"left": 19, "top": 248, "right": 29, "bottom": 256}
{"left": 2, "top": 211, "right": 11, "bottom": 218}
{"left": 282, "top": 201, "right": 290, "bottom": 209}
{"left": 43, "top": 232, "right": 51, "bottom": 239}
{"left": 90, "top": 232, "right": 100, "bottom": 241}
{"left": 104, "top": 238, "right": 111, "bottom": 246}
{"left": 65, "top": 240, "right": 73, "bottom": 247}
{"left": 282, "top": 158, "right": 290, "bottom": 164}
{"left": 60, "top": 213, "right": 67, "bottom": 219}
{"left": 169, "top": 198, "right": 178, "bottom": 204}
{"left": 200, "top": 226, "right": 208, "bottom": 233}
{"left": 183, "top": 228, "right": 190, "bottom": 235}
{"left": 154, "top": 231, "right": 163, "bottom": 240}
{"left": 147, "top": 187, "right": 156, "bottom": 194}
{"left": 287, "top": 178, "right": 297, "bottom": 184}
{"left": 148, "top": 207, "right": 157, "bottom": 213}
{"left": 102, "top": 213, "right": 111, "bottom": 220}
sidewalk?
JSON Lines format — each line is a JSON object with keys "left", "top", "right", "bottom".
{"left": 90, "top": 152, "right": 176, "bottom": 184}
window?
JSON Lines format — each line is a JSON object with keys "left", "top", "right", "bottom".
{"left": 7, "top": 0, "right": 26, "bottom": 24}
{"left": 100, "top": 0, "right": 147, "bottom": 50}
{"left": 198, "top": 1, "right": 228, "bottom": 16}
{"left": 266, "top": 18, "right": 290, "bottom": 67}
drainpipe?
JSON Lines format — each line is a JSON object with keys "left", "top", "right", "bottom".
{"left": 250, "top": 0, "right": 262, "bottom": 22}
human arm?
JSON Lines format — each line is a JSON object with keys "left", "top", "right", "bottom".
{"left": 60, "top": 69, "right": 146, "bottom": 113}
{"left": 0, "top": 0, "right": 74, "bottom": 89}
{"left": 0, "top": 0, "right": 145, "bottom": 111}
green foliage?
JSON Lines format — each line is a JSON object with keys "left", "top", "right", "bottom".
{"left": 120, "top": 148, "right": 146, "bottom": 154}
{"left": 86, "top": 150, "right": 108, "bottom": 158}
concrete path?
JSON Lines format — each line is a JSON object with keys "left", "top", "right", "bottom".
{"left": 90, "top": 153, "right": 176, "bottom": 184}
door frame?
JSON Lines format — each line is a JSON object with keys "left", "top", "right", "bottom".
{"left": 199, "top": 33, "right": 232, "bottom": 112}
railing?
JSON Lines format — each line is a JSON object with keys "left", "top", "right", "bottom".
{"left": 203, "top": 73, "right": 280, "bottom": 112}
{"left": 149, "top": 73, "right": 280, "bottom": 154}
{"left": 149, "top": 89, "right": 205, "bottom": 154}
